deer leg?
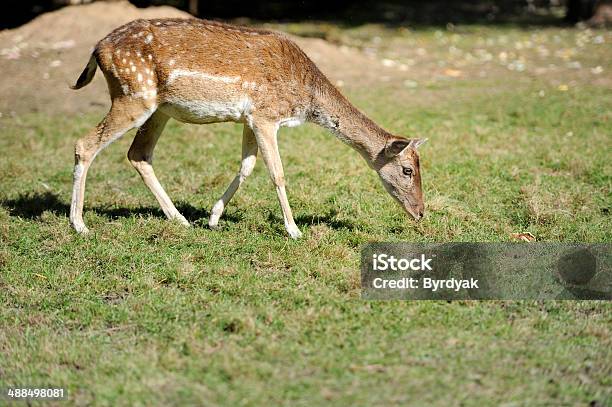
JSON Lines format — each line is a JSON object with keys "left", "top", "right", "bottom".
{"left": 251, "top": 121, "right": 302, "bottom": 239}
{"left": 127, "top": 110, "right": 189, "bottom": 227}
{"left": 70, "top": 99, "right": 155, "bottom": 233}
{"left": 209, "top": 125, "right": 258, "bottom": 229}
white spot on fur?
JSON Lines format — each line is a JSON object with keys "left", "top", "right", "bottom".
{"left": 133, "top": 89, "right": 157, "bottom": 100}
{"left": 167, "top": 69, "right": 240, "bottom": 85}
{"left": 169, "top": 59, "right": 175, "bottom": 66}
{"left": 145, "top": 34, "right": 154, "bottom": 44}
{"left": 122, "top": 58, "right": 126, "bottom": 63}
{"left": 131, "top": 66, "right": 136, "bottom": 72}
{"left": 137, "top": 73, "right": 143, "bottom": 82}
{"left": 148, "top": 54, "right": 152, "bottom": 60}
{"left": 147, "top": 79, "right": 153, "bottom": 85}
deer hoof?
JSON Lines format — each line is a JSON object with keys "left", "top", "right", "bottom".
{"left": 170, "top": 214, "right": 190, "bottom": 227}
{"left": 286, "top": 225, "right": 303, "bottom": 239}
{"left": 72, "top": 222, "right": 90, "bottom": 234}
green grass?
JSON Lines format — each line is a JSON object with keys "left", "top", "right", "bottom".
{"left": 1, "top": 24, "right": 611, "bottom": 406}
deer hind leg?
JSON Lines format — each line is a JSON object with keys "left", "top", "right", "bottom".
{"left": 127, "top": 111, "right": 189, "bottom": 227}
{"left": 251, "top": 120, "right": 302, "bottom": 239}
{"left": 209, "top": 125, "right": 258, "bottom": 229}
{"left": 70, "top": 99, "right": 154, "bottom": 233}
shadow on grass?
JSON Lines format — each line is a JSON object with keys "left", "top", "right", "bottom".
{"left": 266, "top": 209, "right": 357, "bottom": 231}
{"left": 0, "top": 191, "right": 69, "bottom": 219}
{"left": 0, "top": 191, "right": 242, "bottom": 225}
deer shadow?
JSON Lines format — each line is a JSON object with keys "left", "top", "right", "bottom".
{"left": 266, "top": 208, "right": 357, "bottom": 231}
{"left": 0, "top": 191, "right": 242, "bottom": 225}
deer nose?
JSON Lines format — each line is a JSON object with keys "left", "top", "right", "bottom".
{"left": 414, "top": 205, "right": 424, "bottom": 220}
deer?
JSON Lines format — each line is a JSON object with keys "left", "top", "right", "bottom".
{"left": 69, "top": 18, "right": 427, "bottom": 239}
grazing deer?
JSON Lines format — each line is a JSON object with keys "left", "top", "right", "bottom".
{"left": 70, "top": 18, "right": 427, "bottom": 239}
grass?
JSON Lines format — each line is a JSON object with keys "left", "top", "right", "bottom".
{"left": 1, "top": 23, "right": 611, "bottom": 406}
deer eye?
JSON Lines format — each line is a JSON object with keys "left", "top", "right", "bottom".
{"left": 402, "top": 167, "right": 413, "bottom": 176}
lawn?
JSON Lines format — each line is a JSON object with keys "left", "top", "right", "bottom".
{"left": 0, "top": 22, "right": 611, "bottom": 406}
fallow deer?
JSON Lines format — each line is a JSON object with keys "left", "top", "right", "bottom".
{"left": 70, "top": 18, "right": 427, "bottom": 239}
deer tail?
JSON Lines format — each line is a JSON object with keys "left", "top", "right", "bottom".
{"left": 70, "top": 53, "right": 98, "bottom": 90}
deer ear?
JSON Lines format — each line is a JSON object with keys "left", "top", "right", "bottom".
{"left": 384, "top": 139, "right": 411, "bottom": 157}
{"left": 409, "top": 138, "right": 428, "bottom": 149}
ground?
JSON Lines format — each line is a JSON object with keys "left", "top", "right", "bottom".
{"left": 0, "top": 2, "right": 611, "bottom": 406}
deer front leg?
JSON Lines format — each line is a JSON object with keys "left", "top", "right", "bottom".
{"left": 209, "top": 125, "right": 258, "bottom": 229}
{"left": 252, "top": 121, "right": 302, "bottom": 239}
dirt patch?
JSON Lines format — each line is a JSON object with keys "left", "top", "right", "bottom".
{"left": 0, "top": 1, "right": 377, "bottom": 116}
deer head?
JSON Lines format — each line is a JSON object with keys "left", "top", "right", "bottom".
{"left": 375, "top": 137, "right": 427, "bottom": 221}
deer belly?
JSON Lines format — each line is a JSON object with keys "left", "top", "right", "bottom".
{"left": 159, "top": 97, "right": 251, "bottom": 124}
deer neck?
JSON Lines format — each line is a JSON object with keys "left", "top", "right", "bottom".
{"left": 309, "top": 84, "right": 390, "bottom": 167}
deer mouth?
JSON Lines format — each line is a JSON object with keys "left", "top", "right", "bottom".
{"left": 405, "top": 207, "right": 423, "bottom": 221}
{"left": 379, "top": 179, "right": 424, "bottom": 221}
{"left": 393, "top": 196, "right": 424, "bottom": 221}
{"left": 402, "top": 202, "right": 424, "bottom": 221}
